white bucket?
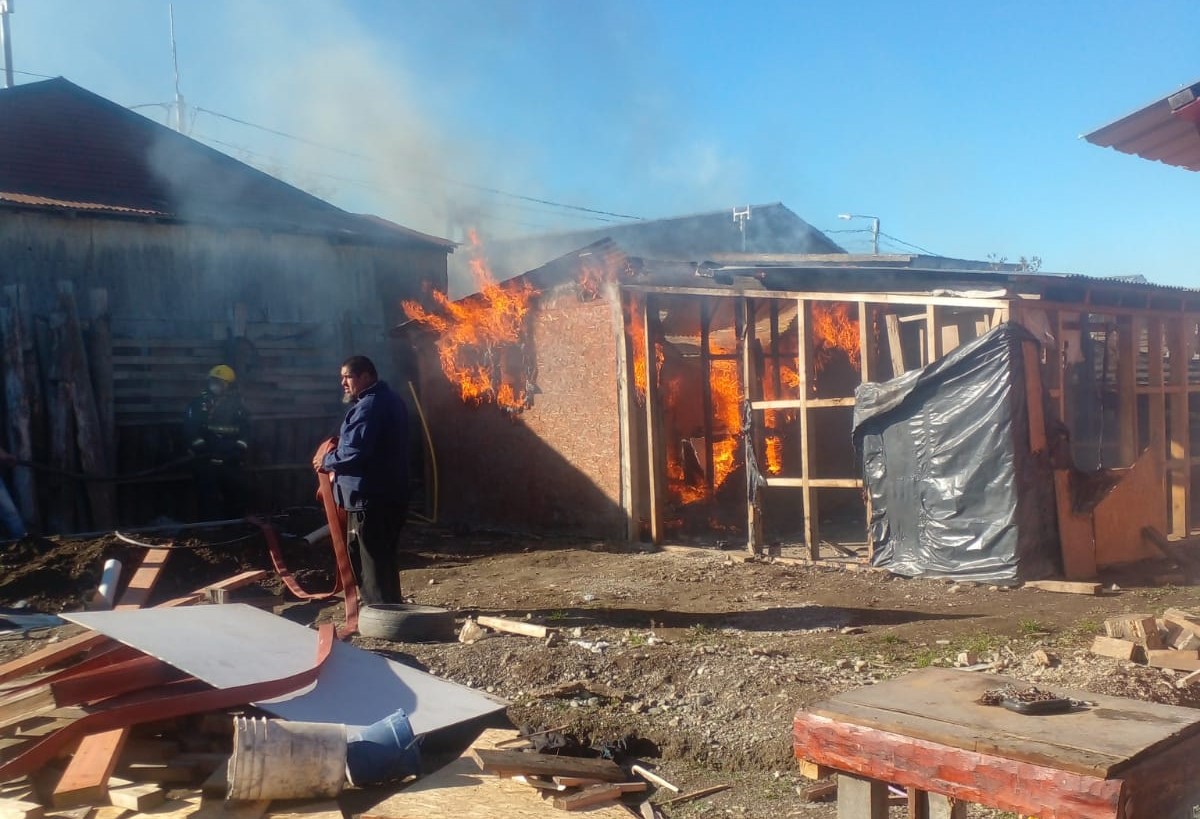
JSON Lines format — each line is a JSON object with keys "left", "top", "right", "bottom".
{"left": 227, "top": 716, "right": 347, "bottom": 800}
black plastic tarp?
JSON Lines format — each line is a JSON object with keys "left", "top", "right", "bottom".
{"left": 852, "top": 323, "right": 1058, "bottom": 583}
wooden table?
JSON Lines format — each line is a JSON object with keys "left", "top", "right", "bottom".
{"left": 793, "top": 668, "right": 1200, "bottom": 819}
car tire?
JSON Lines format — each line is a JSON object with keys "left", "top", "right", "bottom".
{"left": 357, "top": 603, "right": 457, "bottom": 642}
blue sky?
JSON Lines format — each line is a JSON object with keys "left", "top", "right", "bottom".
{"left": 12, "top": 1, "right": 1200, "bottom": 286}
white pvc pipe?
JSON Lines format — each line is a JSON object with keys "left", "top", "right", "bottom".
{"left": 93, "top": 558, "right": 122, "bottom": 609}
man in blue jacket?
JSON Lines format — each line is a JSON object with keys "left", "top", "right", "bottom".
{"left": 316, "top": 355, "right": 409, "bottom": 605}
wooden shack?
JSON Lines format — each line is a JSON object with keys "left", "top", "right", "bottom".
{"left": 0, "top": 78, "right": 452, "bottom": 533}
{"left": 405, "top": 242, "right": 1200, "bottom": 577}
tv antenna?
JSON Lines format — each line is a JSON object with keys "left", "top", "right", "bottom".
{"left": 732, "top": 206, "right": 751, "bottom": 252}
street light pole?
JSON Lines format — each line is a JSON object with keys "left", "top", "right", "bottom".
{"left": 837, "top": 213, "right": 881, "bottom": 255}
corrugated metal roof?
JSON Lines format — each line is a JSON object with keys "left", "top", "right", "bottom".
{"left": 0, "top": 78, "right": 454, "bottom": 248}
{"left": 1083, "top": 80, "right": 1200, "bottom": 171}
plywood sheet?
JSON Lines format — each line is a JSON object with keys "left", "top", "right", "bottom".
{"left": 806, "top": 668, "right": 1200, "bottom": 777}
{"left": 363, "top": 729, "right": 632, "bottom": 819}
{"left": 64, "top": 606, "right": 505, "bottom": 732}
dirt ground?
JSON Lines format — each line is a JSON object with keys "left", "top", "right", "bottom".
{"left": 5, "top": 516, "right": 1200, "bottom": 819}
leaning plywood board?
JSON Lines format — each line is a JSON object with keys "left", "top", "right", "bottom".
{"left": 362, "top": 730, "right": 631, "bottom": 819}
{"left": 63, "top": 606, "right": 505, "bottom": 732}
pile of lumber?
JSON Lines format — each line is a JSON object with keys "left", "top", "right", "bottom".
{"left": 0, "top": 546, "right": 306, "bottom": 819}
{"left": 1090, "top": 609, "right": 1200, "bottom": 680}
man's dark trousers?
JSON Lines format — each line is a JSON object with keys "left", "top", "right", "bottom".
{"left": 346, "top": 501, "right": 405, "bottom": 604}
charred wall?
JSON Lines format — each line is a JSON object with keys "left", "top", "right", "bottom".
{"left": 417, "top": 291, "right": 625, "bottom": 538}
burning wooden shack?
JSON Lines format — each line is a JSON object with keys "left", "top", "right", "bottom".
{"left": 401, "top": 233, "right": 1200, "bottom": 581}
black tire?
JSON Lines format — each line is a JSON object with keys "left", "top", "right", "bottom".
{"left": 358, "top": 603, "right": 457, "bottom": 642}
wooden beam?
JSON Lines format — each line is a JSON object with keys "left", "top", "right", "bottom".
{"left": 608, "top": 284, "right": 638, "bottom": 541}
{"left": 797, "top": 300, "right": 817, "bottom": 558}
{"left": 1168, "top": 316, "right": 1191, "bottom": 536}
{"left": 1116, "top": 315, "right": 1137, "bottom": 466}
{"left": 857, "top": 301, "right": 873, "bottom": 384}
{"left": 1022, "top": 341, "right": 1047, "bottom": 455}
{"left": 884, "top": 313, "right": 905, "bottom": 378}
{"left": 639, "top": 296, "right": 664, "bottom": 545}
{"left": 700, "top": 300, "right": 715, "bottom": 498}
{"left": 741, "top": 298, "right": 763, "bottom": 554}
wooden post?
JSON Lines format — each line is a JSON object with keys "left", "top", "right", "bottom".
{"left": 1148, "top": 317, "right": 1166, "bottom": 453}
{"left": 57, "top": 281, "right": 115, "bottom": 531}
{"left": 87, "top": 289, "right": 115, "bottom": 471}
{"left": 1116, "top": 315, "right": 1137, "bottom": 466}
{"left": 926, "top": 305, "right": 941, "bottom": 364}
{"left": 836, "top": 774, "right": 887, "bottom": 819}
{"left": 0, "top": 293, "right": 36, "bottom": 528}
{"left": 640, "top": 296, "right": 664, "bottom": 545}
{"left": 1168, "top": 316, "right": 1191, "bottom": 536}
{"left": 884, "top": 313, "right": 905, "bottom": 378}
{"left": 608, "top": 284, "right": 638, "bottom": 541}
{"left": 700, "top": 300, "right": 715, "bottom": 496}
{"left": 857, "top": 301, "right": 872, "bottom": 384}
{"left": 797, "top": 300, "right": 817, "bottom": 557}
{"left": 741, "top": 298, "right": 763, "bottom": 554}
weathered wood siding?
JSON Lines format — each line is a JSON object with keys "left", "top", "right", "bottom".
{"left": 0, "top": 209, "right": 448, "bottom": 531}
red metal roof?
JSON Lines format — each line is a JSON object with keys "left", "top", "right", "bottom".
{"left": 0, "top": 78, "right": 453, "bottom": 248}
{"left": 1084, "top": 81, "right": 1200, "bottom": 171}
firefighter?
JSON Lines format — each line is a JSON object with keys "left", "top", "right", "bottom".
{"left": 183, "top": 365, "right": 251, "bottom": 520}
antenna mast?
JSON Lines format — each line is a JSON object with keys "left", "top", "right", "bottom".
{"left": 732, "top": 206, "right": 751, "bottom": 252}
{"left": 1, "top": 1, "right": 14, "bottom": 90}
{"left": 169, "top": 4, "right": 186, "bottom": 133}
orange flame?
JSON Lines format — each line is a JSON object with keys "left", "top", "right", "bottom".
{"left": 401, "top": 230, "right": 539, "bottom": 412}
{"left": 625, "top": 295, "right": 663, "bottom": 402}
{"left": 812, "top": 302, "right": 861, "bottom": 375}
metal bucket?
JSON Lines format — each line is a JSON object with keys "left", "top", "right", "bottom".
{"left": 228, "top": 716, "right": 347, "bottom": 800}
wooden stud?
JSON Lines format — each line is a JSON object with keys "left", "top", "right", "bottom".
{"left": 884, "top": 313, "right": 905, "bottom": 379}
{"left": 639, "top": 296, "right": 664, "bottom": 545}
{"left": 925, "top": 305, "right": 940, "bottom": 365}
{"left": 700, "top": 299, "right": 716, "bottom": 498}
{"left": 836, "top": 774, "right": 887, "bottom": 819}
{"left": 741, "top": 298, "right": 763, "bottom": 554}
{"left": 609, "top": 285, "right": 639, "bottom": 541}
{"left": 1168, "top": 316, "right": 1192, "bottom": 536}
{"left": 1116, "top": 315, "right": 1138, "bottom": 466}
{"left": 797, "top": 300, "right": 817, "bottom": 558}
{"left": 474, "top": 616, "right": 548, "bottom": 639}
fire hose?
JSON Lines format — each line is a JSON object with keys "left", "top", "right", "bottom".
{"left": 249, "top": 438, "right": 359, "bottom": 639}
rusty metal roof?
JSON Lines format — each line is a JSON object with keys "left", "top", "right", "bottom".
{"left": 0, "top": 78, "right": 453, "bottom": 248}
{"left": 1083, "top": 80, "right": 1200, "bottom": 171}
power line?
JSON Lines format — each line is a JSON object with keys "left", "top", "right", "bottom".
{"left": 878, "top": 231, "right": 938, "bottom": 256}
{"left": 191, "top": 105, "right": 645, "bottom": 222}
{"left": 191, "top": 131, "right": 625, "bottom": 226}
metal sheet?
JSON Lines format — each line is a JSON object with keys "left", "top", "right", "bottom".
{"left": 64, "top": 604, "right": 505, "bottom": 731}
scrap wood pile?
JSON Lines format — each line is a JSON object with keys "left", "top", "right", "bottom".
{"left": 1090, "top": 607, "right": 1200, "bottom": 684}
{"left": 0, "top": 547, "right": 307, "bottom": 819}
{"left": 362, "top": 726, "right": 729, "bottom": 819}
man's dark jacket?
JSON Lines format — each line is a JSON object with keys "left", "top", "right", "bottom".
{"left": 322, "top": 380, "right": 409, "bottom": 511}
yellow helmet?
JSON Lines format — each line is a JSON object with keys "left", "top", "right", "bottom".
{"left": 208, "top": 364, "right": 236, "bottom": 383}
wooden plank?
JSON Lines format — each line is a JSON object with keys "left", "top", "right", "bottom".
{"left": 803, "top": 668, "right": 1200, "bottom": 778}
{"left": 1116, "top": 315, "right": 1138, "bottom": 466}
{"left": 53, "top": 549, "right": 175, "bottom": 807}
{"left": 474, "top": 617, "right": 547, "bottom": 639}
{"left": 701, "top": 299, "right": 715, "bottom": 499}
{"left": 550, "top": 783, "right": 623, "bottom": 811}
{"left": 884, "top": 313, "right": 905, "bottom": 378}
{"left": 1053, "top": 470, "right": 1098, "bottom": 580}
{"left": 609, "top": 284, "right": 639, "bottom": 541}
{"left": 470, "top": 749, "right": 624, "bottom": 782}
{"left": 797, "top": 300, "right": 816, "bottom": 558}
{"left": 0, "top": 291, "right": 38, "bottom": 526}
{"left": 630, "top": 764, "right": 679, "bottom": 793}
{"left": 1022, "top": 341, "right": 1046, "bottom": 455}
{"left": 107, "top": 784, "right": 165, "bottom": 812}
{"left": 661, "top": 784, "right": 731, "bottom": 807}
{"left": 0, "top": 798, "right": 44, "bottom": 819}
{"left": 640, "top": 296, "right": 664, "bottom": 545}
{"left": 741, "top": 298, "right": 762, "bottom": 554}
{"left": 834, "top": 774, "right": 885, "bottom": 819}
{"left": 362, "top": 729, "right": 630, "bottom": 819}
{"left": 1023, "top": 580, "right": 1101, "bottom": 595}
{"left": 1093, "top": 447, "right": 1169, "bottom": 568}
{"left": 58, "top": 281, "right": 115, "bottom": 530}
{"left": 1103, "top": 615, "right": 1163, "bottom": 649}
{"left": 1167, "top": 316, "right": 1191, "bottom": 536}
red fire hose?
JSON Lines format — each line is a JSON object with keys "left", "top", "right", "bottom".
{"left": 250, "top": 439, "right": 360, "bottom": 639}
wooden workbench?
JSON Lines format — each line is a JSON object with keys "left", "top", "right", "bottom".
{"left": 793, "top": 668, "right": 1200, "bottom": 819}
